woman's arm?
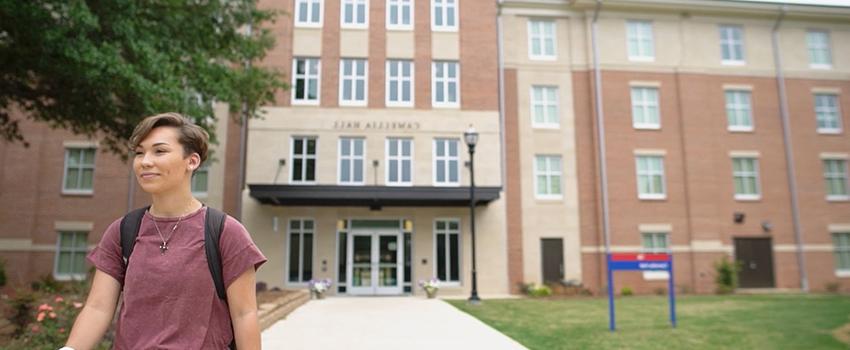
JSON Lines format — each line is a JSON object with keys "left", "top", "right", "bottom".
{"left": 227, "top": 267, "right": 261, "bottom": 350}
{"left": 64, "top": 269, "right": 121, "bottom": 350}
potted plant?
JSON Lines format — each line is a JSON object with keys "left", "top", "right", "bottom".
{"left": 418, "top": 278, "right": 440, "bottom": 299}
{"left": 308, "top": 278, "right": 333, "bottom": 299}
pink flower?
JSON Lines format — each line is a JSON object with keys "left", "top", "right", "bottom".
{"left": 31, "top": 325, "right": 39, "bottom": 333}
{"left": 59, "top": 327, "right": 66, "bottom": 334}
{"left": 55, "top": 296, "right": 64, "bottom": 303}
{"left": 73, "top": 302, "right": 83, "bottom": 309}
{"left": 37, "top": 303, "right": 51, "bottom": 312}
{"left": 49, "top": 312, "right": 57, "bottom": 319}
{"left": 36, "top": 312, "right": 45, "bottom": 322}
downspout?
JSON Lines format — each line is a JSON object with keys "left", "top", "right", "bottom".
{"left": 235, "top": 22, "right": 253, "bottom": 221}
{"left": 496, "top": 0, "right": 509, "bottom": 292}
{"left": 591, "top": 1, "right": 611, "bottom": 271}
{"left": 771, "top": 6, "right": 809, "bottom": 292}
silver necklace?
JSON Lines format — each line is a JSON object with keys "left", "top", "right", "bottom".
{"left": 150, "top": 211, "right": 186, "bottom": 255}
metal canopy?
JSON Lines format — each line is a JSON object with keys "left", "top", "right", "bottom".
{"left": 248, "top": 184, "right": 501, "bottom": 209}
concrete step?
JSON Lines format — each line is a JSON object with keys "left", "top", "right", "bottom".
{"left": 258, "top": 290, "right": 310, "bottom": 331}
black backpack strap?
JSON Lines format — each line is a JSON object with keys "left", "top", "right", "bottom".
{"left": 204, "top": 207, "right": 228, "bottom": 300}
{"left": 119, "top": 206, "right": 151, "bottom": 268}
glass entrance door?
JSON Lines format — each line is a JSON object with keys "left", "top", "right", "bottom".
{"left": 347, "top": 231, "right": 403, "bottom": 295}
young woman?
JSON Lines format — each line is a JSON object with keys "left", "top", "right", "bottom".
{"left": 63, "top": 113, "right": 266, "bottom": 349}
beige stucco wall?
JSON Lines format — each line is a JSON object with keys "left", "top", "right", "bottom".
{"left": 340, "top": 29, "right": 369, "bottom": 58}
{"left": 431, "top": 32, "right": 459, "bottom": 60}
{"left": 293, "top": 28, "right": 323, "bottom": 57}
{"left": 386, "top": 31, "right": 415, "bottom": 59}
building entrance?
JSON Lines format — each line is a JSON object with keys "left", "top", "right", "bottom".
{"left": 347, "top": 229, "right": 404, "bottom": 295}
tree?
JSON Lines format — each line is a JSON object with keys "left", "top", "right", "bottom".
{"left": 0, "top": 0, "right": 286, "bottom": 156}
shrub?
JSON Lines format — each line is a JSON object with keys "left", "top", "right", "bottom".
{"left": 4, "top": 294, "right": 89, "bottom": 349}
{"left": 620, "top": 287, "right": 634, "bottom": 296}
{"left": 653, "top": 287, "right": 666, "bottom": 296}
{"left": 715, "top": 257, "right": 741, "bottom": 294}
{"left": 0, "top": 258, "right": 7, "bottom": 287}
{"left": 825, "top": 282, "right": 840, "bottom": 294}
{"left": 524, "top": 283, "right": 552, "bottom": 298}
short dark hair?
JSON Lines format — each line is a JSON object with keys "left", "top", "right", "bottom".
{"left": 130, "top": 112, "right": 209, "bottom": 166}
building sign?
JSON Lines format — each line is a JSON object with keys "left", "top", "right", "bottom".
{"left": 606, "top": 253, "right": 677, "bottom": 331}
{"left": 333, "top": 120, "right": 421, "bottom": 131}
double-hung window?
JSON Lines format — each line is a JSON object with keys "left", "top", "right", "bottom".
{"left": 432, "top": 61, "right": 459, "bottom": 107}
{"left": 191, "top": 164, "right": 209, "bottom": 197}
{"left": 528, "top": 20, "right": 556, "bottom": 60}
{"left": 386, "top": 60, "right": 414, "bottom": 106}
{"left": 631, "top": 87, "right": 660, "bottom": 129}
{"left": 339, "top": 59, "right": 367, "bottom": 106}
{"left": 292, "top": 58, "right": 321, "bottom": 104}
{"left": 636, "top": 155, "right": 665, "bottom": 199}
{"left": 823, "top": 158, "right": 849, "bottom": 200}
{"left": 434, "top": 139, "right": 460, "bottom": 186}
{"left": 815, "top": 93, "right": 842, "bottom": 133}
{"left": 295, "top": 0, "right": 323, "bottom": 27}
{"left": 341, "top": 0, "right": 367, "bottom": 28}
{"left": 732, "top": 157, "right": 760, "bottom": 200}
{"left": 387, "top": 0, "right": 413, "bottom": 30}
{"left": 726, "top": 90, "right": 753, "bottom": 131}
{"left": 63, "top": 148, "right": 96, "bottom": 194}
{"left": 833, "top": 232, "right": 850, "bottom": 275}
{"left": 291, "top": 137, "right": 317, "bottom": 183}
{"left": 387, "top": 138, "right": 413, "bottom": 185}
{"left": 339, "top": 138, "right": 365, "bottom": 185}
{"left": 531, "top": 86, "right": 559, "bottom": 128}
{"left": 807, "top": 30, "right": 832, "bottom": 69}
{"left": 534, "top": 155, "right": 562, "bottom": 199}
{"left": 626, "top": 20, "right": 654, "bottom": 61}
{"left": 719, "top": 25, "right": 745, "bottom": 64}
{"left": 431, "top": 0, "right": 457, "bottom": 31}
{"left": 288, "top": 219, "right": 314, "bottom": 283}
{"left": 435, "top": 220, "right": 461, "bottom": 284}
{"left": 641, "top": 231, "right": 669, "bottom": 279}
{"left": 54, "top": 231, "right": 88, "bottom": 280}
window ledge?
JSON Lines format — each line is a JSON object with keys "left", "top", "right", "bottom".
{"left": 529, "top": 55, "right": 557, "bottom": 61}
{"left": 735, "top": 195, "right": 762, "bottom": 201}
{"left": 810, "top": 64, "right": 833, "bottom": 70}
{"left": 292, "top": 100, "right": 321, "bottom": 106}
{"left": 290, "top": 181, "right": 318, "bottom": 185}
{"left": 722, "top": 60, "right": 746, "bottom": 66}
{"left": 341, "top": 24, "right": 369, "bottom": 30}
{"left": 836, "top": 270, "right": 850, "bottom": 278}
{"left": 628, "top": 56, "right": 656, "bottom": 62}
{"left": 532, "top": 124, "right": 561, "bottom": 130}
{"left": 634, "top": 124, "right": 661, "bottom": 130}
{"left": 431, "top": 26, "right": 459, "bottom": 33}
{"left": 817, "top": 129, "right": 843, "bottom": 135}
{"left": 728, "top": 127, "right": 754, "bottom": 133}
{"left": 62, "top": 190, "right": 94, "bottom": 197}
{"left": 386, "top": 102, "right": 415, "bottom": 108}
{"left": 535, "top": 195, "right": 564, "bottom": 201}
{"left": 339, "top": 101, "right": 368, "bottom": 107}
{"left": 53, "top": 274, "right": 87, "bottom": 282}
{"left": 827, "top": 196, "right": 850, "bottom": 202}
{"left": 638, "top": 195, "right": 667, "bottom": 201}
{"left": 432, "top": 103, "right": 460, "bottom": 109}
{"left": 386, "top": 26, "right": 414, "bottom": 31}
{"left": 294, "top": 22, "right": 323, "bottom": 29}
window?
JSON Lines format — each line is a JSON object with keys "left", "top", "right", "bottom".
{"left": 291, "top": 137, "right": 317, "bottom": 183}
{"left": 431, "top": 0, "right": 457, "bottom": 31}
{"left": 725, "top": 90, "right": 753, "bottom": 131}
{"left": 432, "top": 61, "right": 459, "bottom": 107}
{"left": 434, "top": 139, "right": 460, "bottom": 186}
{"left": 191, "top": 164, "right": 209, "bottom": 197}
{"left": 626, "top": 20, "right": 654, "bottom": 61}
{"left": 642, "top": 232, "right": 669, "bottom": 253}
{"left": 631, "top": 87, "right": 660, "bottom": 129}
{"left": 288, "top": 220, "right": 314, "bottom": 283}
{"left": 833, "top": 233, "right": 850, "bottom": 273}
{"left": 823, "top": 159, "right": 849, "bottom": 200}
{"left": 386, "top": 60, "right": 414, "bottom": 106}
{"left": 636, "top": 155, "right": 665, "bottom": 199}
{"left": 387, "top": 0, "right": 413, "bottom": 30}
{"left": 528, "top": 20, "right": 556, "bottom": 60}
{"left": 295, "top": 0, "right": 323, "bottom": 27}
{"left": 807, "top": 30, "right": 832, "bottom": 68}
{"left": 815, "top": 93, "right": 842, "bottom": 133}
{"left": 339, "top": 138, "right": 365, "bottom": 185}
{"left": 339, "top": 59, "right": 368, "bottom": 106}
{"left": 534, "top": 155, "right": 562, "bottom": 199}
{"left": 292, "top": 58, "right": 321, "bottom": 104}
{"left": 63, "top": 148, "right": 95, "bottom": 194}
{"left": 732, "top": 157, "right": 760, "bottom": 200}
{"left": 341, "top": 0, "right": 367, "bottom": 28}
{"left": 435, "top": 220, "right": 460, "bottom": 283}
{"left": 54, "top": 231, "right": 88, "bottom": 280}
{"left": 386, "top": 138, "right": 413, "bottom": 185}
{"left": 531, "top": 86, "right": 559, "bottom": 128}
{"left": 719, "top": 25, "right": 745, "bottom": 64}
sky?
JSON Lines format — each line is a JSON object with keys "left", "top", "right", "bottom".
{"left": 735, "top": 0, "right": 850, "bottom": 6}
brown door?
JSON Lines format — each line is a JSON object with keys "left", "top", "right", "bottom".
{"left": 541, "top": 238, "right": 564, "bottom": 284}
{"left": 734, "top": 238, "right": 775, "bottom": 288}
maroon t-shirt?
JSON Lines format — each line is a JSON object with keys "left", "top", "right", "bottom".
{"left": 87, "top": 207, "right": 267, "bottom": 350}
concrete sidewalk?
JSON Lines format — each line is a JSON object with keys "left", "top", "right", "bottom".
{"left": 261, "top": 297, "right": 528, "bottom": 350}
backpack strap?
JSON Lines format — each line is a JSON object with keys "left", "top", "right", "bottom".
{"left": 204, "top": 207, "right": 228, "bottom": 300}
{"left": 119, "top": 206, "right": 151, "bottom": 268}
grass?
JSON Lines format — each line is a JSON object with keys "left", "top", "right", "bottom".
{"left": 447, "top": 294, "right": 850, "bottom": 350}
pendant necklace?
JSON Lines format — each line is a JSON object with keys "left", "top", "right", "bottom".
{"left": 150, "top": 210, "right": 186, "bottom": 255}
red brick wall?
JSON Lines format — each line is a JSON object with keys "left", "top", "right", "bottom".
{"left": 504, "top": 68, "right": 524, "bottom": 293}
{"left": 459, "top": 1, "right": 498, "bottom": 111}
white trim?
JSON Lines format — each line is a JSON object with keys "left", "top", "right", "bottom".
{"left": 728, "top": 150, "right": 760, "bottom": 158}
{"left": 812, "top": 87, "right": 841, "bottom": 94}
{"left": 338, "top": 137, "right": 366, "bottom": 185}
{"left": 53, "top": 231, "right": 89, "bottom": 281}
{"left": 722, "top": 84, "right": 753, "bottom": 91}
{"left": 719, "top": 24, "right": 746, "bottom": 64}
{"left": 527, "top": 19, "right": 557, "bottom": 61}
{"left": 385, "top": 60, "right": 415, "bottom": 107}
{"left": 626, "top": 20, "right": 655, "bottom": 62}
{"left": 431, "top": 61, "right": 460, "bottom": 108}
{"left": 635, "top": 154, "right": 666, "bottom": 200}
{"left": 633, "top": 149, "right": 667, "bottom": 156}
{"left": 291, "top": 58, "right": 321, "bottom": 106}
{"left": 385, "top": 0, "right": 414, "bottom": 31}
{"left": 385, "top": 138, "right": 414, "bottom": 186}
{"left": 530, "top": 85, "right": 560, "bottom": 129}
{"left": 836, "top": 270, "right": 850, "bottom": 278}
{"left": 285, "top": 218, "right": 318, "bottom": 287}
{"left": 821, "top": 153, "right": 849, "bottom": 160}
{"left": 630, "top": 86, "right": 660, "bottom": 130}
{"left": 814, "top": 92, "right": 842, "bottom": 134}
{"left": 829, "top": 224, "right": 850, "bottom": 233}
{"left": 639, "top": 223, "right": 673, "bottom": 233}
{"left": 806, "top": 29, "right": 832, "bottom": 69}
{"left": 290, "top": 136, "right": 318, "bottom": 185}
{"left": 62, "top": 140, "right": 98, "bottom": 148}
{"left": 294, "top": 0, "right": 324, "bottom": 28}
{"left": 61, "top": 147, "right": 96, "bottom": 195}
{"left": 725, "top": 89, "right": 754, "bottom": 132}
{"left": 728, "top": 125, "right": 754, "bottom": 133}
{"left": 533, "top": 155, "right": 564, "bottom": 200}
{"left": 338, "top": 59, "right": 369, "bottom": 107}
{"left": 340, "top": 0, "right": 369, "bottom": 29}
{"left": 54, "top": 221, "right": 94, "bottom": 231}
{"left": 430, "top": 0, "right": 458, "bottom": 32}
{"left": 432, "top": 138, "right": 461, "bottom": 187}
{"left": 432, "top": 218, "right": 462, "bottom": 285}
{"left": 628, "top": 81, "right": 661, "bottom": 87}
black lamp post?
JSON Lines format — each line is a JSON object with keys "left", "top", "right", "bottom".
{"left": 464, "top": 126, "right": 481, "bottom": 304}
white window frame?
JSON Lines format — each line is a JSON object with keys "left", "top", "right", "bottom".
{"left": 641, "top": 231, "right": 670, "bottom": 280}
{"left": 635, "top": 155, "right": 666, "bottom": 200}
{"left": 530, "top": 85, "right": 560, "bottom": 128}
{"left": 62, "top": 147, "right": 96, "bottom": 195}
{"left": 534, "top": 155, "right": 563, "bottom": 200}
{"left": 338, "top": 137, "right": 366, "bottom": 185}
{"left": 431, "top": 0, "right": 458, "bottom": 32}
{"left": 815, "top": 93, "right": 842, "bottom": 134}
{"left": 432, "top": 61, "right": 460, "bottom": 108}
{"left": 53, "top": 231, "right": 88, "bottom": 281}
{"left": 833, "top": 232, "right": 850, "bottom": 276}
{"left": 732, "top": 157, "right": 761, "bottom": 201}
{"left": 286, "top": 219, "right": 316, "bottom": 285}
{"left": 631, "top": 86, "right": 660, "bottom": 130}
{"left": 339, "top": 59, "right": 368, "bottom": 106}
{"left": 725, "top": 90, "right": 754, "bottom": 132}
{"left": 191, "top": 163, "right": 210, "bottom": 198}
{"left": 295, "top": 0, "right": 324, "bottom": 28}
{"left": 626, "top": 20, "right": 654, "bottom": 62}
{"left": 719, "top": 25, "right": 745, "bottom": 65}
{"left": 433, "top": 138, "right": 460, "bottom": 187}
{"left": 528, "top": 20, "right": 556, "bottom": 61}
{"left": 433, "top": 219, "right": 462, "bottom": 286}
{"left": 291, "top": 137, "right": 318, "bottom": 184}
{"left": 807, "top": 30, "right": 832, "bottom": 69}
{"left": 341, "top": 0, "right": 368, "bottom": 29}
{"left": 386, "top": 0, "right": 413, "bottom": 30}
{"left": 291, "top": 58, "right": 321, "bottom": 105}
{"left": 823, "top": 158, "right": 849, "bottom": 201}
{"left": 386, "top": 138, "right": 413, "bottom": 186}
{"left": 386, "top": 60, "right": 414, "bottom": 107}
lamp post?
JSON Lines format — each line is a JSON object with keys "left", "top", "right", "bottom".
{"left": 464, "top": 126, "right": 481, "bottom": 304}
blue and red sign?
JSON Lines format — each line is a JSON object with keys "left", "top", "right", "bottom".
{"left": 606, "top": 253, "right": 677, "bottom": 331}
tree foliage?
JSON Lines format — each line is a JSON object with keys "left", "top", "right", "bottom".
{"left": 0, "top": 0, "right": 286, "bottom": 155}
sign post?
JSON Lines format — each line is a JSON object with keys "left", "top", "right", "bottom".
{"left": 606, "top": 253, "right": 676, "bottom": 331}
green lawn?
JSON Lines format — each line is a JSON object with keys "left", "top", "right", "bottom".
{"left": 447, "top": 294, "right": 850, "bottom": 350}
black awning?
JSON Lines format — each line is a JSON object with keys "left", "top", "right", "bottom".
{"left": 248, "top": 184, "right": 501, "bottom": 208}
